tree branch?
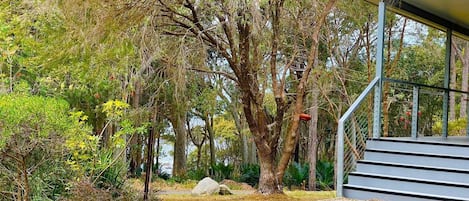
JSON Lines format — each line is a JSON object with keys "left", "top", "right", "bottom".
{"left": 189, "top": 67, "right": 238, "bottom": 83}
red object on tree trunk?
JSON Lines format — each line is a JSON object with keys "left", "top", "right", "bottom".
{"left": 299, "top": 113, "right": 312, "bottom": 121}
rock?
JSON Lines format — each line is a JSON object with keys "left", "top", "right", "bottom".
{"left": 220, "top": 179, "right": 255, "bottom": 190}
{"left": 218, "top": 184, "right": 233, "bottom": 195}
{"left": 191, "top": 177, "right": 220, "bottom": 196}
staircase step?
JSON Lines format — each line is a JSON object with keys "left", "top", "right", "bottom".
{"left": 364, "top": 149, "right": 469, "bottom": 169}
{"left": 344, "top": 185, "right": 466, "bottom": 201}
{"left": 366, "top": 138, "right": 469, "bottom": 157}
{"left": 356, "top": 160, "right": 469, "bottom": 184}
{"left": 347, "top": 172, "right": 469, "bottom": 199}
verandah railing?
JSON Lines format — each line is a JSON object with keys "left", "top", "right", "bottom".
{"left": 336, "top": 77, "right": 469, "bottom": 197}
{"left": 336, "top": 77, "right": 379, "bottom": 197}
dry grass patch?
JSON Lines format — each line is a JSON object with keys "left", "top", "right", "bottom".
{"left": 158, "top": 191, "right": 336, "bottom": 201}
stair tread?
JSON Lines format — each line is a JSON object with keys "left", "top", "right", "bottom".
{"left": 368, "top": 138, "right": 469, "bottom": 147}
{"left": 349, "top": 172, "right": 469, "bottom": 187}
{"left": 357, "top": 160, "right": 469, "bottom": 173}
{"left": 344, "top": 184, "right": 467, "bottom": 201}
{"left": 365, "top": 148, "right": 469, "bottom": 159}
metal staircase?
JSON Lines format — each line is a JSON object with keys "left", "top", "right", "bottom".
{"left": 343, "top": 138, "right": 469, "bottom": 201}
{"left": 335, "top": 76, "right": 469, "bottom": 200}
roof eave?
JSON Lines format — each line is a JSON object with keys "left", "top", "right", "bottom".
{"left": 365, "top": 0, "right": 469, "bottom": 40}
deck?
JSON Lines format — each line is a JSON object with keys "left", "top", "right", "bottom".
{"left": 381, "top": 136, "right": 469, "bottom": 145}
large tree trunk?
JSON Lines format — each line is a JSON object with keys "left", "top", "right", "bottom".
{"left": 170, "top": 113, "right": 187, "bottom": 177}
{"left": 257, "top": 150, "right": 281, "bottom": 194}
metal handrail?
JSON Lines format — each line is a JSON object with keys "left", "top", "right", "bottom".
{"left": 384, "top": 78, "right": 469, "bottom": 95}
{"left": 336, "top": 77, "right": 380, "bottom": 197}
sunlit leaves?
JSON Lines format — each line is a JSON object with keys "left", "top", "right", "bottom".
{"left": 213, "top": 116, "right": 237, "bottom": 140}
{"left": 102, "top": 99, "right": 130, "bottom": 121}
{"left": 0, "top": 94, "right": 70, "bottom": 149}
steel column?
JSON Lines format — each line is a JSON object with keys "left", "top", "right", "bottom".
{"left": 373, "top": 0, "right": 386, "bottom": 139}
{"left": 443, "top": 29, "right": 452, "bottom": 138}
{"left": 336, "top": 122, "right": 345, "bottom": 197}
{"left": 411, "top": 86, "right": 420, "bottom": 139}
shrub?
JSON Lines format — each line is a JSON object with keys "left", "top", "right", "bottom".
{"left": 237, "top": 164, "right": 260, "bottom": 187}
{"left": 0, "top": 94, "right": 91, "bottom": 200}
{"left": 187, "top": 168, "right": 207, "bottom": 181}
{"left": 283, "top": 162, "right": 309, "bottom": 190}
{"left": 316, "top": 160, "right": 334, "bottom": 190}
{"left": 212, "top": 163, "right": 234, "bottom": 181}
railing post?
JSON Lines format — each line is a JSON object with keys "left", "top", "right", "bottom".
{"left": 443, "top": 28, "right": 452, "bottom": 138}
{"left": 351, "top": 118, "right": 357, "bottom": 165}
{"left": 336, "top": 121, "right": 345, "bottom": 197}
{"left": 411, "top": 86, "right": 420, "bottom": 139}
{"left": 466, "top": 98, "right": 469, "bottom": 136}
{"left": 373, "top": 0, "right": 386, "bottom": 139}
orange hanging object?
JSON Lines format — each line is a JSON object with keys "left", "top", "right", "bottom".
{"left": 299, "top": 113, "right": 312, "bottom": 121}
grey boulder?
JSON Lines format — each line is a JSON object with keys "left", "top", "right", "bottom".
{"left": 191, "top": 177, "right": 220, "bottom": 196}
{"left": 218, "top": 184, "right": 233, "bottom": 195}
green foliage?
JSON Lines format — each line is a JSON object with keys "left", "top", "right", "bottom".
{"left": 65, "top": 111, "right": 98, "bottom": 175}
{"left": 93, "top": 151, "right": 127, "bottom": 191}
{"left": 102, "top": 100, "right": 130, "bottom": 121}
{"left": 0, "top": 94, "right": 90, "bottom": 200}
{"left": 212, "top": 163, "right": 234, "bottom": 181}
{"left": 186, "top": 168, "right": 207, "bottom": 181}
{"left": 237, "top": 164, "right": 260, "bottom": 187}
{"left": 283, "top": 162, "right": 309, "bottom": 189}
{"left": 316, "top": 160, "right": 334, "bottom": 190}
{"left": 213, "top": 117, "right": 237, "bottom": 140}
{"left": 433, "top": 118, "right": 467, "bottom": 136}
{"left": 0, "top": 94, "right": 70, "bottom": 149}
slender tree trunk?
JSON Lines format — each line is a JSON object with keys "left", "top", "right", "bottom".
{"left": 170, "top": 113, "right": 187, "bottom": 177}
{"left": 206, "top": 115, "right": 216, "bottom": 171}
{"left": 143, "top": 127, "right": 154, "bottom": 201}
{"left": 450, "top": 43, "right": 457, "bottom": 120}
{"left": 241, "top": 133, "right": 249, "bottom": 163}
{"left": 249, "top": 139, "right": 257, "bottom": 164}
{"left": 196, "top": 145, "right": 202, "bottom": 168}
{"left": 308, "top": 87, "right": 319, "bottom": 191}
{"left": 460, "top": 43, "right": 469, "bottom": 118}
{"left": 234, "top": 111, "right": 249, "bottom": 164}
{"left": 130, "top": 81, "right": 142, "bottom": 176}
{"left": 383, "top": 19, "right": 407, "bottom": 137}
{"left": 155, "top": 131, "right": 161, "bottom": 176}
